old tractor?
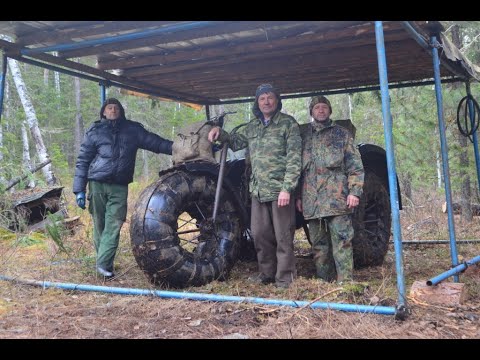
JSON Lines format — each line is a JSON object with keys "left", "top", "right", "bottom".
{"left": 130, "top": 113, "right": 400, "bottom": 288}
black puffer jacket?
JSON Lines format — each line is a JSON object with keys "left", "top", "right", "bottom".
{"left": 73, "top": 118, "right": 172, "bottom": 193}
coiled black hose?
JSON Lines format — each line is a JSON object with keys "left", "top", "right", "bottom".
{"left": 457, "top": 94, "right": 480, "bottom": 143}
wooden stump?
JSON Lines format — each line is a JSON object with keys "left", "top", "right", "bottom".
{"left": 409, "top": 280, "right": 467, "bottom": 307}
{"left": 442, "top": 202, "right": 480, "bottom": 216}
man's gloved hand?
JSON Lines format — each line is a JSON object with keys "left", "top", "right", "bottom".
{"left": 76, "top": 191, "right": 86, "bottom": 209}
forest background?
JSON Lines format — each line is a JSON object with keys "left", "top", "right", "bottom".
{"left": 2, "top": 21, "right": 480, "bottom": 339}
{"left": 1, "top": 21, "right": 480, "bottom": 224}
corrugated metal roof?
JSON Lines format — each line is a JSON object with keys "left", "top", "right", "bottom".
{"left": 0, "top": 21, "right": 478, "bottom": 105}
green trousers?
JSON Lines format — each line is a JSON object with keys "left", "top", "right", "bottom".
{"left": 250, "top": 196, "right": 297, "bottom": 285}
{"left": 308, "top": 215, "right": 354, "bottom": 282}
{"left": 88, "top": 181, "right": 128, "bottom": 271}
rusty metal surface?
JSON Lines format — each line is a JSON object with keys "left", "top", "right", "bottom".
{"left": 0, "top": 21, "right": 475, "bottom": 105}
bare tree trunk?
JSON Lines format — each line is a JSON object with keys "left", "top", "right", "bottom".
{"left": 4, "top": 75, "right": 10, "bottom": 120}
{"left": 142, "top": 149, "right": 149, "bottom": 180}
{"left": 0, "top": 54, "right": 5, "bottom": 186}
{"left": 43, "top": 68, "right": 49, "bottom": 86}
{"left": 74, "top": 75, "right": 84, "bottom": 157}
{"left": 53, "top": 52, "right": 60, "bottom": 94}
{"left": 21, "top": 121, "right": 35, "bottom": 188}
{"left": 245, "top": 102, "right": 251, "bottom": 122}
{"left": 6, "top": 52, "right": 56, "bottom": 185}
{"left": 305, "top": 97, "right": 310, "bottom": 123}
{"left": 0, "top": 113, "right": 3, "bottom": 187}
{"left": 452, "top": 25, "right": 473, "bottom": 222}
{"left": 402, "top": 172, "right": 412, "bottom": 201}
{"left": 348, "top": 93, "right": 353, "bottom": 121}
{"left": 0, "top": 119, "right": 3, "bottom": 162}
{"left": 216, "top": 104, "right": 224, "bottom": 118}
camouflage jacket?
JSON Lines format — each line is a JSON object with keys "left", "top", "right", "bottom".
{"left": 218, "top": 110, "right": 301, "bottom": 202}
{"left": 297, "top": 119, "right": 364, "bottom": 219}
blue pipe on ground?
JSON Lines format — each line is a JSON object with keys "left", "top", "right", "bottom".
{"left": 427, "top": 255, "right": 480, "bottom": 286}
{"left": 0, "top": 275, "right": 396, "bottom": 316}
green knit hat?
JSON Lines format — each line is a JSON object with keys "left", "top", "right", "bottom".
{"left": 309, "top": 95, "right": 332, "bottom": 115}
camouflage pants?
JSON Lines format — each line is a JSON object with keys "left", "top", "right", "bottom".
{"left": 308, "top": 215, "right": 354, "bottom": 282}
{"left": 88, "top": 181, "right": 128, "bottom": 272}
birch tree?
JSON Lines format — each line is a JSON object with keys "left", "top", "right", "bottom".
{"left": 74, "top": 74, "right": 84, "bottom": 156}
{"left": 1, "top": 34, "right": 57, "bottom": 185}
{"left": 53, "top": 52, "right": 60, "bottom": 94}
{"left": 0, "top": 111, "right": 3, "bottom": 186}
{"left": 21, "top": 121, "right": 35, "bottom": 188}
{"left": 0, "top": 54, "right": 5, "bottom": 186}
{"left": 43, "top": 69, "right": 49, "bottom": 86}
{"left": 142, "top": 149, "right": 149, "bottom": 180}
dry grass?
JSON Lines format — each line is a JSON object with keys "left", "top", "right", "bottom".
{"left": 0, "top": 187, "right": 479, "bottom": 339}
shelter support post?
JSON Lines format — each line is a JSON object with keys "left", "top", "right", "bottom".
{"left": 465, "top": 82, "right": 480, "bottom": 192}
{"left": 375, "top": 22, "right": 407, "bottom": 317}
{"left": 431, "top": 36, "right": 460, "bottom": 281}
{"left": 100, "top": 84, "right": 106, "bottom": 106}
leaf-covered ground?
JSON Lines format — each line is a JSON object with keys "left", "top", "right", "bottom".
{"left": 0, "top": 191, "right": 479, "bottom": 339}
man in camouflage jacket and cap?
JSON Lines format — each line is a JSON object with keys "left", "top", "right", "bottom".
{"left": 208, "top": 84, "right": 301, "bottom": 288}
{"left": 296, "top": 96, "right": 364, "bottom": 282}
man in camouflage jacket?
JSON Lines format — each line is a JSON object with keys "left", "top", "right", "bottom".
{"left": 208, "top": 84, "right": 301, "bottom": 288}
{"left": 296, "top": 96, "right": 364, "bottom": 282}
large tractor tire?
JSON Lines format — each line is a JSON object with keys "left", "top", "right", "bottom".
{"left": 352, "top": 169, "right": 392, "bottom": 268}
{"left": 130, "top": 169, "right": 242, "bottom": 288}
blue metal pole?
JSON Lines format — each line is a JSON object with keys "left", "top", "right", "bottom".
{"left": 431, "top": 36, "right": 459, "bottom": 282}
{"left": 427, "top": 255, "right": 480, "bottom": 286}
{"left": 466, "top": 82, "right": 480, "bottom": 192}
{"left": 21, "top": 22, "right": 220, "bottom": 55}
{"left": 0, "top": 54, "right": 7, "bottom": 122}
{"left": 0, "top": 275, "right": 396, "bottom": 316}
{"left": 374, "top": 21, "right": 407, "bottom": 309}
{"left": 100, "top": 84, "right": 106, "bottom": 106}
{"left": 401, "top": 21, "right": 430, "bottom": 49}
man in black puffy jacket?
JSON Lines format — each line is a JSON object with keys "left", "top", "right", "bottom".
{"left": 73, "top": 98, "right": 173, "bottom": 279}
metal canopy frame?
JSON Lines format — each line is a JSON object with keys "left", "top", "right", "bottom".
{"left": 1, "top": 21, "right": 478, "bottom": 104}
{"left": 1, "top": 20, "right": 479, "bottom": 319}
